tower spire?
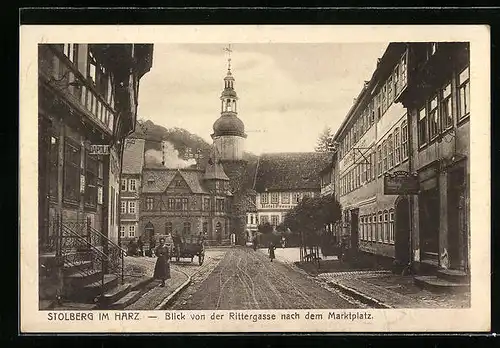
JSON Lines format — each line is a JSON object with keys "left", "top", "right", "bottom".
{"left": 223, "top": 44, "right": 232, "bottom": 72}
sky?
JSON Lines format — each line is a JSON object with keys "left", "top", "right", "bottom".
{"left": 137, "top": 42, "right": 389, "bottom": 155}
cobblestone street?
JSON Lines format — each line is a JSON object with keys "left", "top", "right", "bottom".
{"left": 170, "top": 246, "right": 360, "bottom": 310}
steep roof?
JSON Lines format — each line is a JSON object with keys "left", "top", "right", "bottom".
{"left": 142, "top": 169, "right": 177, "bottom": 193}
{"left": 122, "top": 138, "right": 145, "bottom": 174}
{"left": 142, "top": 168, "right": 209, "bottom": 194}
{"left": 204, "top": 145, "right": 230, "bottom": 181}
{"left": 254, "top": 152, "right": 333, "bottom": 192}
{"left": 178, "top": 170, "right": 209, "bottom": 194}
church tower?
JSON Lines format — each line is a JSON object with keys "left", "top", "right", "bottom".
{"left": 211, "top": 46, "right": 247, "bottom": 160}
{"left": 210, "top": 45, "right": 249, "bottom": 245}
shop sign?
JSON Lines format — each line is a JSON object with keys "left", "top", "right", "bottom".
{"left": 384, "top": 171, "right": 419, "bottom": 195}
{"left": 89, "top": 144, "right": 110, "bottom": 155}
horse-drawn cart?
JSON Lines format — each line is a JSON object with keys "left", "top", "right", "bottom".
{"left": 171, "top": 235, "right": 205, "bottom": 266}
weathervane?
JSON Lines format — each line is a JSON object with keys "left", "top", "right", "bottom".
{"left": 223, "top": 44, "right": 233, "bottom": 71}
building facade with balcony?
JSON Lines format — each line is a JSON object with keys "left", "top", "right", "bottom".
{"left": 119, "top": 138, "right": 146, "bottom": 243}
{"left": 329, "top": 42, "right": 470, "bottom": 280}
{"left": 398, "top": 42, "right": 470, "bottom": 275}
{"left": 38, "top": 43, "right": 153, "bottom": 306}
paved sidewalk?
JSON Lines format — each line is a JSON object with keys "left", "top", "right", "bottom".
{"left": 317, "top": 271, "right": 470, "bottom": 309}
{"left": 125, "top": 266, "right": 189, "bottom": 310}
{"left": 123, "top": 256, "right": 190, "bottom": 310}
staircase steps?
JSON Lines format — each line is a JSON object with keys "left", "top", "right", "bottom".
{"left": 66, "top": 274, "right": 119, "bottom": 303}
{"left": 100, "top": 277, "right": 156, "bottom": 309}
{"left": 414, "top": 275, "right": 470, "bottom": 293}
{"left": 436, "top": 269, "right": 469, "bottom": 284}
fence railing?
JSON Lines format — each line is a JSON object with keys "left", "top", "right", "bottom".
{"left": 50, "top": 216, "right": 125, "bottom": 300}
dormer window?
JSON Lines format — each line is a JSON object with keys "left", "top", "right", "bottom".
{"left": 147, "top": 179, "right": 154, "bottom": 185}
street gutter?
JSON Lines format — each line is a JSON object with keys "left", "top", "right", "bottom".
{"left": 155, "top": 269, "right": 192, "bottom": 310}
{"left": 327, "top": 281, "right": 393, "bottom": 309}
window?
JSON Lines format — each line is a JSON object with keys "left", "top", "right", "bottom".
{"left": 281, "top": 192, "right": 290, "bottom": 204}
{"left": 146, "top": 197, "right": 154, "bottom": 210}
{"left": 271, "top": 192, "right": 279, "bottom": 204}
{"left": 63, "top": 44, "right": 77, "bottom": 63}
{"left": 429, "top": 95, "right": 440, "bottom": 140}
{"left": 260, "top": 215, "right": 269, "bottom": 224}
{"left": 216, "top": 198, "right": 225, "bottom": 212}
{"left": 203, "top": 197, "right": 211, "bottom": 211}
{"left": 389, "top": 210, "right": 395, "bottom": 243}
{"left": 129, "top": 179, "right": 137, "bottom": 192}
{"left": 377, "top": 145, "right": 382, "bottom": 176}
{"left": 382, "top": 140, "right": 388, "bottom": 173}
{"left": 378, "top": 212, "right": 383, "bottom": 241}
{"left": 203, "top": 222, "right": 208, "bottom": 234}
{"left": 387, "top": 75, "right": 394, "bottom": 103}
{"left": 168, "top": 198, "right": 175, "bottom": 210}
{"left": 165, "top": 222, "right": 173, "bottom": 235}
{"left": 366, "top": 158, "right": 371, "bottom": 182}
{"left": 88, "top": 51, "right": 97, "bottom": 83}
{"left": 383, "top": 211, "right": 389, "bottom": 242}
{"left": 293, "top": 192, "right": 301, "bottom": 203}
{"left": 120, "top": 226, "right": 125, "bottom": 238}
{"left": 418, "top": 106, "right": 428, "bottom": 146}
{"left": 401, "top": 121, "right": 408, "bottom": 159}
{"left": 84, "top": 154, "right": 98, "bottom": 207}
{"left": 121, "top": 179, "right": 127, "bottom": 191}
{"left": 271, "top": 215, "right": 280, "bottom": 226}
{"left": 261, "top": 193, "right": 269, "bottom": 204}
{"left": 174, "top": 198, "right": 183, "bottom": 211}
{"left": 360, "top": 217, "right": 365, "bottom": 240}
{"left": 458, "top": 66, "right": 470, "bottom": 119}
{"left": 111, "top": 187, "right": 115, "bottom": 225}
{"left": 49, "top": 136, "right": 59, "bottom": 200}
{"left": 371, "top": 153, "right": 376, "bottom": 180}
{"left": 182, "top": 198, "right": 188, "bottom": 211}
{"left": 394, "top": 128, "right": 401, "bottom": 165}
{"left": 437, "top": 83, "right": 452, "bottom": 131}
{"left": 128, "top": 225, "right": 136, "bottom": 238}
{"left": 128, "top": 201, "right": 136, "bottom": 214}
{"left": 388, "top": 135, "right": 394, "bottom": 169}
{"left": 370, "top": 101, "right": 375, "bottom": 125}
{"left": 183, "top": 222, "right": 191, "bottom": 235}
{"left": 63, "top": 141, "right": 81, "bottom": 203}
{"left": 120, "top": 201, "right": 127, "bottom": 214}
{"left": 368, "top": 215, "right": 373, "bottom": 241}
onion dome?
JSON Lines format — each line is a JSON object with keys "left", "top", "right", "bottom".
{"left": 212, "top": 114, "right": 246, "bottom": 138}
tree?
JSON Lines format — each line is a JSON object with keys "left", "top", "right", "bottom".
{"left": 314, "top": 126, "right": 334, "bottom": 152}
{"left": 283, "top": 195, "right": 342, "bottom": 257}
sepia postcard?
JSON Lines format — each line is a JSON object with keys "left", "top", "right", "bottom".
{"left": 19, "top": 24, "right": 491, "bottom": 333}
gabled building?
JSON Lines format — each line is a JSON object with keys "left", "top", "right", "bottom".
{"left": 139, "top": 146, "right": 233, "bottom": 245}
{"left": 252, "top": 152, "right": 333, "bottom": 237}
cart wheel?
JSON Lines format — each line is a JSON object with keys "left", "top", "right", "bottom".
{"left": 198, "top": 252, "right": 204, "bottom": 266}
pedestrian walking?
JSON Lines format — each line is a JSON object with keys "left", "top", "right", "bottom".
{"left": 268, "top": 241, "right": 276, "bottom": 262}
{"left": 252, "top": 235, "right": 258, "bottom": 251}
{"left": 137, "top": 236, "right": 144, "bottom": 257}
{"left": 128, "top": 238, "right": 139, "bottom": 257}
{"left": 148, "top": 235, "right": 156, "bottom": 257}
{"left": 153, "top": 238, "right": 171, "bottom": 287}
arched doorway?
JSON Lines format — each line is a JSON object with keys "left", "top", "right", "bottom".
{"left": 215, "top": 222, "right": 222, "bottom": 244}
{"left": 395, "top": 196, "right": 410, "bottom": 265}
{"left": 145, "top": 222, "right": 154, "bottom": 241}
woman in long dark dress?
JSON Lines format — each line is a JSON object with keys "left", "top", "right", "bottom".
{"left": 153, "top": 238, "right": 171, "bottom": 287}
{"left": 268, "top": 241, "right": 276, "bottom": 262}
